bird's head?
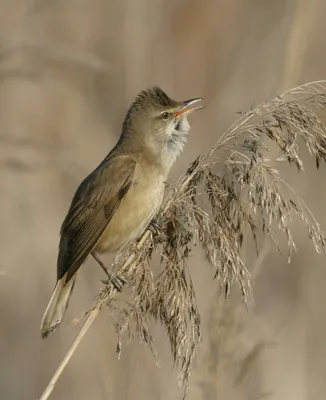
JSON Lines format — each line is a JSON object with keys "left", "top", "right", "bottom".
{"left": 121, "top": 87, "right": 203, "bottom": 170}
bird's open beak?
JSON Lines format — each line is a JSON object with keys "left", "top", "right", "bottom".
{"left": 174, "top": 98, "right": 204, "bottom": 118}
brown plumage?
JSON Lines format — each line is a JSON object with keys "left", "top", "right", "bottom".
{"left": 41, "top": 87, "right": 203, "bottom": 338}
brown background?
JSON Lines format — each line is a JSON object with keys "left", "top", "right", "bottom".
{"left": 1, "top": 1, "right": 326, "bottom": 399}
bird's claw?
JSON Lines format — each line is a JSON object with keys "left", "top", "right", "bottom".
{"left": 101, "top": 274, "right": 127, "bottom": 292}
{"left": 148, "top": 218, "right": 162, "bottom": 236}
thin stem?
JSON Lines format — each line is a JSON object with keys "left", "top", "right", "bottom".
{"left": 39, "top": 306, "right": 100, "bottom": 400}
{"left": 38, "top": 230, "right": 152, "bottom": 400}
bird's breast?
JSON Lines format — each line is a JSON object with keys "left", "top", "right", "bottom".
{"left": 95, "top": 175, "right": 165, "bottom": 253}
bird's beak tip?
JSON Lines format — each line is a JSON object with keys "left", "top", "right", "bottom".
{"left": 175, "top": 98, "right": 204, "bottom": 118}
{"left": 184, "top": 98, "right": 204, "bottom": 106}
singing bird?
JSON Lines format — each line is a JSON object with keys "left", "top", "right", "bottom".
{"left": 41, "top": 87, "right": 203, "bottom": 338}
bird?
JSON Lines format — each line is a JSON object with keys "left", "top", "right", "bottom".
{"left": 40, "top": 86, "right": 203, "bottom": 338}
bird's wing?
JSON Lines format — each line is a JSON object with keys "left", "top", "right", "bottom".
{"left": 57, "top": 155, "right": 137, "bottom": 283}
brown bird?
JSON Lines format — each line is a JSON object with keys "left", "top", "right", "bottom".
{"left": 40, "top": 87, "right": 203, "bottom": 338}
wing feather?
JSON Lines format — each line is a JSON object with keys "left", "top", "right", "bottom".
{"left": 57, "top": 155, "right": 137, "bottom": 283}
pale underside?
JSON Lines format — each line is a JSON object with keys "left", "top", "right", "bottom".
{"left": 95, "top": 171, "right": 165, "bottom": 253}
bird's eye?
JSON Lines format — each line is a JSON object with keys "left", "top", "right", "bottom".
{"left": 161, "top": 112, "right": 169, "bottom": 120}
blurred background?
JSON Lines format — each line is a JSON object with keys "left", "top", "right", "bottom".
{"left": 1, "top": 1, "right": 326, "bottom": 399}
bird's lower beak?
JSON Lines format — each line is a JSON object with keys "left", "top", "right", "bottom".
{"left": 174, "top": 98, "right": 204, "bottom": 118}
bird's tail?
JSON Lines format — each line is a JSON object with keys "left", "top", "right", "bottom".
{"left": 40, "top": 276, "right": 75, "bottom": 339}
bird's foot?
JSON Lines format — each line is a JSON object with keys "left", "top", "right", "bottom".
{"left": 148, "top": 218, "right": 162, "bottom": 236}
{"left": 101, "top": 274, "right": 127, "bottom": 292}
{"left": 92, "top": 251, "right": 126, "bottom": 291}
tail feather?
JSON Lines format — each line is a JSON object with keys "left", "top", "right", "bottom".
{"left": 40, "top": 277, "right": 75, "bottom": 338}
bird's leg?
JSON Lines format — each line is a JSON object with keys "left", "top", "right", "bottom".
{"left": 92, "top": 251, "right": 110, "bottom": 275}
{"left": 91, "top": 251, "right": 126, "bottom": 292}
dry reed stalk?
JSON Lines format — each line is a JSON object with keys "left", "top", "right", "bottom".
{"left": 39, "top": 80, "right": 326, "bottom": 400}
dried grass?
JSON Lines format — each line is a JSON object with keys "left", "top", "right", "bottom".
{"left": 40, "top": 80, "right": 326, "bottom": 400}
{"left": 195, "top": 244, "right": 273, "bottom": 400}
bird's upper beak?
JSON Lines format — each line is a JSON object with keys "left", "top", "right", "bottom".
{"left": 174, "top": 98, "right": 204, "bottom": 118}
